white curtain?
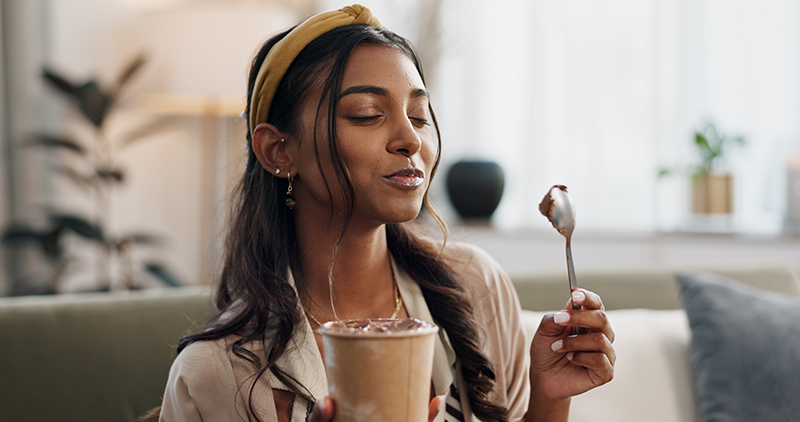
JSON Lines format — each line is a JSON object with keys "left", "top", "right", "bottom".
{"left": 344, "top": 0, "right": 800, "bottom": 235}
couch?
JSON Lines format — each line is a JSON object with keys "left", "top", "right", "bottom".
{"left": 514, "top": 262, "right": 800, "bottom": 422}
{"left": 0, "top": 287, "right": 214, "bottom": 422}
{"left": 2, "top": 262, "right": 799, "bottom": 422}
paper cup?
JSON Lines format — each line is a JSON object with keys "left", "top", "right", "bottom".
{"left": 318, "top": 318, "right": 439, "bottom": 422}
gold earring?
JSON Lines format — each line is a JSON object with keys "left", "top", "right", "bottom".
{"left": 285, "top": 173, "right": 296, "bottom": 210}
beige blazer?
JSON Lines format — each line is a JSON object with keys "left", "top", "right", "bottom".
{"left": 159, "top": 242, "right": 530, "bottom": 422}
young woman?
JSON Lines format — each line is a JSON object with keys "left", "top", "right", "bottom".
{"left": 158, "top": 5, "right": 615, "bottom": 422}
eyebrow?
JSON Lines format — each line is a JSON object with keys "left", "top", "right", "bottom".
{"left": 411, "top": 88, "right": 430, "bottom": 99}
{"left": 340, "top": 85, "right": 430, "bottom": 100}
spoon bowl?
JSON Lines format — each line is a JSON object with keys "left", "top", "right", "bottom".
{"left": 545, "top": 186, "right": 576, "bottom": 237}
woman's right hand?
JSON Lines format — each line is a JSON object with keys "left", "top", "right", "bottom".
{"left": 307, "top": 396, "right": 445, "bottom": 421}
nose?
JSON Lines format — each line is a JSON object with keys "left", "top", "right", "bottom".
{"left": 386, "top": 116, "right": 422, "bottom": 157}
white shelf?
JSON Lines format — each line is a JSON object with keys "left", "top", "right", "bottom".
{"left": 443, "top": 223, "right": 800, "bottom": 276}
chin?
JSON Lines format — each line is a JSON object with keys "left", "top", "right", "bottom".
{"left": 387, "top": 212, "right": 421, "bottom": 225}
{"left": 380, "top": 204, "right": 424, "bottom": 224}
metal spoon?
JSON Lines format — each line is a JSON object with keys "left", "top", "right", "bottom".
{"left": 539, "top": 185, "right": 584, "bottom": 333}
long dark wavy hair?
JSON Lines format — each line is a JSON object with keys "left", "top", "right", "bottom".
{"left": 174, "top": 24, "right": 507, "bottom": 422}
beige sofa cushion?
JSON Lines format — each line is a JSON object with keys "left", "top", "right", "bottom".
{"left": 520, "top": 309, "right": 698, "bottom": 422}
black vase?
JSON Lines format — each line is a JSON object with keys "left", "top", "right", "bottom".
{"left": 446, "top": 160, "right": 505, "bottom": 219}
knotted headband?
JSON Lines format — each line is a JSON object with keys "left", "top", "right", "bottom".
{"left": 249, "top": 4, "right": 382, "bottom": 135}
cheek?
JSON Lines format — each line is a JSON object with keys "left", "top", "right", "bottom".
{"left": 422, "top": 137, "right": 438, "bottom": 169}
{"left": 343, "top": 147, "right": 382, "bottom": 184}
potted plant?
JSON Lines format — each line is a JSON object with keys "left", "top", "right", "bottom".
{"left": 659, "top": 122, "right": 745, "bottom": 214}
{"left": 1, "top": 55, "right": 181, "bottom": 294}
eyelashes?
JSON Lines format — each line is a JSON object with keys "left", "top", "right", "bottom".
{"left": 347, "top": 115, "right": 380, "bottom": 122}
{"left": 410, "top": 117, "right": 431, "bottom": 127}
{"left": 345, "top": 115, "right": 430, "bottom": 127}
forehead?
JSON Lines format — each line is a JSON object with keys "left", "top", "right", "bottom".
{"left": 341, "top": 44, "right": 425, "bottom": 90}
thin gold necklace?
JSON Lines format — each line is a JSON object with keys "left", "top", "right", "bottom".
{"left": 304, "top": 280, "right": 403, "bottom": 330}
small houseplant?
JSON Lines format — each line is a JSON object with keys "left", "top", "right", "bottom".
{"left": 659, "top": 122, "right": 745, "bottom": 214}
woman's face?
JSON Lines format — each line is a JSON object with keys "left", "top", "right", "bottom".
{"left": 290, "top": 43, "right": 437, "bottom": 227}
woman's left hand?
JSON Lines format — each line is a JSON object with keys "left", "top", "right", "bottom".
{"left": 529, "top": 288, "right": 615, "bottom": 400}
{"left": 307, "top": 395, "right": 445, "bottom": 422}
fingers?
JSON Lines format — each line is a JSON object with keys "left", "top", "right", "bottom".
{"left": 553, "top": 309, "right": 615, "bottom": 343}
{"left": 551, "top": 332, "right": 616, "bottom": 385}
{"left": 428, "top": 395, "right": 445, "bottom": 422}
{"left": 570, "top": 350, "right": 615, "bottom": 386}
{"left": 551, "top": 332, "right": 616, "bottom": 365}
{"left": 555, "top": 289, "right": 615, "bottom": 343}
{"left": 307, "top": 397, "right": 335, "bottom": 422}
{"left": 570, "top": 289, "right": 604, "bottom": 311}
{"left": 309, "top": 396, "right": 444, "bottom": 422}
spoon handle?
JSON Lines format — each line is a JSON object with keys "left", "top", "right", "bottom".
{"left": 566, "top": 239, "right": 586, "bottom": 334}
{"left": 566, "top": 241, "right": 578, "bottom": 294}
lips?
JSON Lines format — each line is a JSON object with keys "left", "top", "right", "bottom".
{"left": 385, "top": 168, "right": 425, "bottom": 188}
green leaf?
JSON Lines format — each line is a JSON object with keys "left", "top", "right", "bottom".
{"left": 116, "top": 54, "right": 146, "bottom": 92}
{"left": 694, "top": 132, "right": 711, "bottom": 152}
{"left": 115, "top": 233, "right": 164, "bottom": 250}
{"left": 42, "top": 68, "right": 80, "bottom": 98}
{"left": 657, "top": 167, "right": 671, "bottom": 177}
{"left": 1, "top": 225, "right": 64, "bottom": 260}
{"left": 75, "top": 81, "right": 112, "bottom": 127}
{"left": 692, "top": 122, "right": 746, "bottom": 174}
{"left": 50, "top": 214, "right": 104, "bottom": 242}
{"left": 144, "top": 262, "right": 181, "bottom": 287}
{"left": 2, "top": 226, "right": 45, "bottom": 244}
{"left": 95, "top": 167, "right": 125, "bottom": 183}
{"left": 42, "top": 68, "right": 113, "bottom": 127}
{"left": 28, "top": 134, "right": 87, "bottom": 156}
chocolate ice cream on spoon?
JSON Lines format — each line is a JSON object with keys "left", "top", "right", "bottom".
{"left": 540, "top": 185, "right": 585, "bottom": 333}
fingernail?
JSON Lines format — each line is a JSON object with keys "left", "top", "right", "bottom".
{"left": 554, "top": 311, "right": 570, "bottom": 324}
{"left": 572, "top": 290, "right": 585, "bottom": 303}
{"left": 323, "top": 397, "right": 336, "bottom": 418}
{"left": 567, "top": 351, "right": 575, "bottom": 361}
{"left": 551, "top": 339, "right": 563, "bottom": 352}
{"left": 317, "top": 399, "right": 326, "bottom": 413}
{"left": 437, "top": 395, "right": 446, "bottom": 414}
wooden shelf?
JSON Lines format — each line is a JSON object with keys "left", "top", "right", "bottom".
{"left": 127, "top": 92, "right": 245, "bottom": 118}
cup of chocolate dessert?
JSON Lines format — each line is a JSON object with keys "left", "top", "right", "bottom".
{"left": 318, "top": 318, "right": 439, "bottom": 422}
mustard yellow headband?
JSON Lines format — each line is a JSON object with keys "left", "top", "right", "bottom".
{"left": 249, "top": 4, "right": 382, "bottom": 135}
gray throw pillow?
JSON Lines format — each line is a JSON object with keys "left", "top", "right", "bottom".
{"left": 676, "top": 272, "right": 800, "bottom": 422}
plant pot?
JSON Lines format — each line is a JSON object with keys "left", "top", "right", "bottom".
{"left": 446, "top": 160, "right": 505, "bottom": 220}
{"left": 692, "top": 174, "right": 732, "bottom": 214}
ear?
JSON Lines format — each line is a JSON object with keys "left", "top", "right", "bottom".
{"left": 252, "top": 123, "right": 294, "bottom": 176}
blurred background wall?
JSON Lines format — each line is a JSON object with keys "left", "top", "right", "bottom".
{"left": 363, "top": 0, "right": 800, "bottom": 235}
{"left": 2, "top": 0, "right": 800, "bottom": 295}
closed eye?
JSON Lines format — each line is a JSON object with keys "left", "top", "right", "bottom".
{"left": 347, "top": 115, "right": 382, "bottom": 124}
{"left": 410, "top": 117, "right": 430, "bottom": 128}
